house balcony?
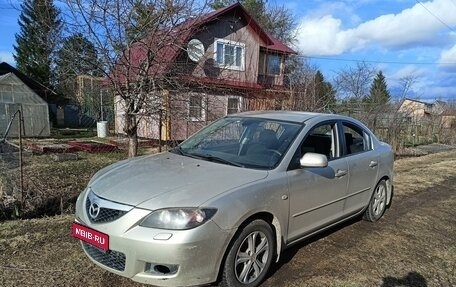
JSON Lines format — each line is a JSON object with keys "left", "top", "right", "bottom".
{"left": 257, "top": 74, "right": 284, "bottom": 88}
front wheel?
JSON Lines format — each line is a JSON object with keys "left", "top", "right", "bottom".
{"left": 220, "top": 219, "right": 275, "bottom": 287}
{"left": 364, "top": 179, "right": 388, "bottom": 222}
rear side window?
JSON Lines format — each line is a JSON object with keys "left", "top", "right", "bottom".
{"left": 342, "top": 123, "right": 371, "bottom": 155}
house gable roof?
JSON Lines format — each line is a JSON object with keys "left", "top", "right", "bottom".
{"left": 402, "top": 98, "right": 431, "bottom": 105}
{"left": 194, "top": 3, "right": 295, "bottom": 54}
{"left": 264, "top": 34, "right": 296, "bottom": 54}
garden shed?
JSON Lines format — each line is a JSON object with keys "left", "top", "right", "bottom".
{"left": 0, "top": 72, "right": 50, "bottom": 137}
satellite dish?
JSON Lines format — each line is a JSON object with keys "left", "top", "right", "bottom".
{"left": 187, "top": 39, "right": 205, "bottom": 62}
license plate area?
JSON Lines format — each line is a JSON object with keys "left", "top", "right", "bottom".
{"left": 72, "top": 222, "right": 109, "bottom": 251}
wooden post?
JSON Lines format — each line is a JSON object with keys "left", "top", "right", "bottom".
{"left": 162, "top": 90, "right": 171, "bottom": 146}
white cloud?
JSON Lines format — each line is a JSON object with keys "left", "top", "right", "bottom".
{"left": 295, "top": 16, "right": 350, "bottom": 55}
{"left": 306, "top": 1, "right": 353, "bottom": 19}
{"left": 439, "top": 43, "right": 456, "bottom": 68}
{"left": 296, "top": 0, "right": 456, "bottom": 55}
{"left": 0, "top": 51, "right": 15, "bottom": 65}
{"left": 386, "top": 65, "right": 430, "bottom": 95}
{"left": 390, "top": 65, "right": 428, "bottom": 80}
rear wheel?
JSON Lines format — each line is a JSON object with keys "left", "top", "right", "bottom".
{"left": 364, "top": 180, "right": 387, "bottom": 222}
{"left": 220, "top": 219, "right": 275, "bottom": 287}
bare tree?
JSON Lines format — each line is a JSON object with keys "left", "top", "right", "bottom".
{"left": 286, "top": 58, "right": 316, "bottom": 110}
{"left": 60, "top": 0, "right": 208, "bottom": 157}
{"left": 397, "top": 73, "right": 419, "bottom": 99}
{"left": 444, "top": 100, "right": 456, "bottom": 144}
{"left": 383, "top": 73, "right": 420, "bottom": 152}
{"left": 334, "top": 61, "right": 376, "bottom": 101}
{"left": 285, "top": 58, "right": 335, "bottom": 112}
{"left": 331, "top": 61, "right": 376, "bottom": 126}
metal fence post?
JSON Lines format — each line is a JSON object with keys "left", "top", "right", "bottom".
{"left": 19, "top": 109, "right": 24, "bottom": 208}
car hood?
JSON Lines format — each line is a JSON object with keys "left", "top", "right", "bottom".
{"left": 89, "top": 152, "right": 268, "bottom": 209}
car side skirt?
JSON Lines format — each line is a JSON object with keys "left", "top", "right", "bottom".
{"left": 284, "top": 207, "right": 365, "bottom": 248}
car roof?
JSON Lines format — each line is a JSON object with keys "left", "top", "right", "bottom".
{"left": 230, "top": 110, "right": 349, "bottom": 124}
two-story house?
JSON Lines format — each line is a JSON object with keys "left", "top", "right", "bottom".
{"left": 114, "top": 3, "right": 296, "bottom": 141}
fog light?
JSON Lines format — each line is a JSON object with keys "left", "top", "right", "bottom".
{"left": 145, "top": 263, "right": 178, "bottom": 276}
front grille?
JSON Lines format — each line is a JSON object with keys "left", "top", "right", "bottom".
{"left": 82, "top": 242, "right": 126, "bottom": 271}
{"left": 86, "top": 197, "right": 128, "bottom": 223}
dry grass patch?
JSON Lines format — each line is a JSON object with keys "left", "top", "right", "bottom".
{"left": 394, "top": 150, "right": 456, "bottom": 195}
{"left": 1, "top": 151, "right": 127, "bottom": 219}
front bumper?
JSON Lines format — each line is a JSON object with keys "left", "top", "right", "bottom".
{"left": 75, "top": 198, "right": 233, "bottom": 286}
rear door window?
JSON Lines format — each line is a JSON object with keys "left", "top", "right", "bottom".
{"left": 341, "top": 122, "right": 372, "bottom": 155}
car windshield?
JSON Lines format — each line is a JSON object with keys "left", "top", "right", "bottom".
{"left": 173, "top": 117, "right": 302, "bottom": 170}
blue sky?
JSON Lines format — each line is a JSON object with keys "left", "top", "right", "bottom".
{"left": 287, "top": 0, "right": 456, "bottom": 101}
{"left": 1, "top": 0, "right": 456, "bottom": 101}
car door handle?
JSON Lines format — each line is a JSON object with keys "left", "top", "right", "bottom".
{"left": 335, "top": 169, "right": 347, "bottom": 178}
{"left": 369, "top": 161, "right": 378, "bottom": 168}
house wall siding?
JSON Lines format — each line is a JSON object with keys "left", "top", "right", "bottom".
{"left": 115, "top": 92, "right": 233, "bottom": 141}
{"left": 398, "top": 99, "right": 426, "bottom": 118}
{"left": 115, "top": 91, "right": 289, "bottom": 141}
{"left": 114, "top": 95, "right": 161, "bottom": 139}
{"left": 170, "top": 92, "right": 230, "bottom": 140}
{"left": 190, "top": 14, "right": 260, "bottom": 84}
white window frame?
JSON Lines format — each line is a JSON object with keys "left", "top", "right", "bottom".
{"left": 214, "top": 38, "right": 245, "bottom": 71}
{"left": 188, "top": 94, "right": 206, "bottom": 122}
{"left": 226, "top": 96, "right": 242, "bottom": 115}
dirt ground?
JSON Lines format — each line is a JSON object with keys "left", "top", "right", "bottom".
{"left": 1, "top": 150, "right": 455, "bottom": 287}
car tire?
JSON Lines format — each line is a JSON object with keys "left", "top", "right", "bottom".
{"left": 220, "top": 219, "right": 275, "bottom": 287}
{"left": 364, "top": 179, "right": 388, "bottom": 222}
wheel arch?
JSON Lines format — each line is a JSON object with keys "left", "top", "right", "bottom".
{"left": 233, "top": 211, "right": 283, "bottom": 259}
{"left": 378, "top": 175, "right": 393, "bottom": 207}
{"left": 216, "top": 211, "right": 284, "bottom": 283}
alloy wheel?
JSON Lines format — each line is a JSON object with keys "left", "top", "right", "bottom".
{"left": 234, "top": 231, "right": 270, "bottom": 284}
{"left": 373, "top": 183, "right": 386, "bottom": 217}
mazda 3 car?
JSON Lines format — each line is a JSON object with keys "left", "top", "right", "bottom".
{"left": 72, "top": 111, "right": 394, "bottom": 287}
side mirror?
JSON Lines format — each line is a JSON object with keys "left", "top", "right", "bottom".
{"left": 300, "top": 152, "right": 328, "bottom": 168}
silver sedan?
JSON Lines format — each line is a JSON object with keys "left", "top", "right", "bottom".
{"left": 72, "top": 111, "right": 394, "bottom": 287}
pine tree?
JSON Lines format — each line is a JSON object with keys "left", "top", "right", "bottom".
{"left": 55, "top": 33, "right": 102, "bottom": 101}
{"left": 367, "top": 71, "right": 391, "bottom": 105}
{"left": 13, "top": 0, "right": 62, "bottom": 89}
{"left": 56, "top": 34, "right": 101, "bottom": 77}
{"left": 315, "top": 70, "right": 336, "bottom": 109}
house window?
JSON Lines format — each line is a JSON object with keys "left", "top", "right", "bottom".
{"left": 189, "top": 94, "right": 205, "bottom": 121}
{"left": 267, "top": 54, "right": 281, "bottom": 75}
{"left": 214, "top": 39, "right": 245, "bottom": 70}
{"left": 227, "top": 97, "right": 241, "bottom": 114}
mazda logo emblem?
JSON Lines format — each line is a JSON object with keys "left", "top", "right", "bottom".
{"left": 89, "top": 202, "right": 101, "bottom": 219}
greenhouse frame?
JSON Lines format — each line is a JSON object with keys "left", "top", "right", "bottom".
{"left": 0, "top": 72, "right": 50, "bottom": 138}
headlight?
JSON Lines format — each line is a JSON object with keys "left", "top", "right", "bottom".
{"left": 139, "top": 208, "right": 217, "bottom": 230}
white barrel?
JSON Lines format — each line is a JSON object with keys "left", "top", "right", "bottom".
{"left": 97, "top": 121, "right": 108, "bottom": 138}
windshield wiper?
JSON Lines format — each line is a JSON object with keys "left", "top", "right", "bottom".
{"left": 171, "top": 146, "right": 186, "bottom": 155}
{"left": 189, "top": 152, "right": 244, "bottom": 168}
